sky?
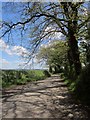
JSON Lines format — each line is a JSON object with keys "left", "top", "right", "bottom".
{"left": 0, "top": 2, "right": 88, "bottom": 69}
{"left": 0, "top": 37, "right": 47, "bottom": 69}
{"left": 0, "top": 2, "right": 42, "bottom": 69}
{"left": 0, "top": 2, "right": 63, "bottom": 69}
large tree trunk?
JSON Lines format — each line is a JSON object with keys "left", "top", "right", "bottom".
{"left": 68, "top": 33, "right": 81, "bottom": 75}
{"left": 61, "top": 2, "right": 82, "bottom": 75}
{"left": 69, "top": 4, "right": 81, "bottom": 75}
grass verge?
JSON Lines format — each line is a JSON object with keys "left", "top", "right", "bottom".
{"left": 1, "top": 69, "right": 51, "bottom": 88}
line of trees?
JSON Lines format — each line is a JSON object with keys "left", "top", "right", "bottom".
{"left": 37, "top": 40, "right": 68, "bottom": 74}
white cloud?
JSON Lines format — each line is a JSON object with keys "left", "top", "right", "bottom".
{"left": 0, "top": 58, "right": 9, "bottom": 65}
{"left": 0, "top": 39, "right": 13, "bottom": 55}
{"left": 0, "top": 39, "right": 9, "bottom": 50}
{"left": 0, "top": 58, "right": 21, "bottom": 69}
{"left": 0, "top": 39, "right": 29, "bottom": 57}
{"left": 5, "top": 49, "right": 13, "bottom": 55}
{"left": 12, "top": 46, "right": 29, "bottom": 57}
{"left": 0, "top": 58, "right": 10, "bottom": 69}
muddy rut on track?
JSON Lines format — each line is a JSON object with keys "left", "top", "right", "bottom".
{"left": 2, "top": 75, "right": 90, "bottom": 119}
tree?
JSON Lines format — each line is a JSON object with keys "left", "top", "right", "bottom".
{"left": 1, "top": 2, "right": 90, "bottom": 75}
{"left": 79, "top": 40, "right": 90, "bottom": 65}
{"left": 37, "top": 40, "right": 68, "bottom": 73}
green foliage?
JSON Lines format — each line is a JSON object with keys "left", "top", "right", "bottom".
{"left": 79, "top": 41, "right": 90, "bottom": 66}
{"left": 61, "top": 71, "right": 77, "bottom": 92}
{"left": 60, "top": 72, "right": 77, "bottom": 93}
{"left": 61, "top": 63, "right": 90, "bottom": 106}
{"left": 68, "top": 82, "right": 76, "bottom": 92}
{"left": 74, "top": 64, "right": 90, "bottom": 105}
{"left": 2, "top": 69, "right": 50, "bottom": 88}
{"left": 16, "top": 79, "right": 27, "bottom": 85}
{"left": 37, "top": 40, "right": 68, "bottom": 74}
{"left": 43, "top": 70, "right": 51, "bottom": 77}
{"left": 60, "top": 73, "right": 65, "bottom": 79}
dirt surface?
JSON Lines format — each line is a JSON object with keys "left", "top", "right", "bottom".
{"left": 2, "top": 75, "right": 90, "bottom": 119}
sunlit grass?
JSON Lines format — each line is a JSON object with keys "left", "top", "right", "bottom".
{"left": 2, "top": 69, "right": 51, "bottom": 88}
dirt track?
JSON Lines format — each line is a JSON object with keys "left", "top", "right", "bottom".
{"left": 2, "top": 75, "right": 90, "bottom": 119}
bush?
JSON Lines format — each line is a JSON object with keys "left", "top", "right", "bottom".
{"left": 2, "top": 69, "right": 51, "bottom": 88}
{"left": 43, "top": 70, "right": 51, "bottom": 77}
{"left": 60, "top": 73, "right": 65, "bottom": 79}
{"left": 75, "top": 64, "right": 90, "bottom": 105}
{"left": 16, "top": 79, "right": 27, "bottom": 85}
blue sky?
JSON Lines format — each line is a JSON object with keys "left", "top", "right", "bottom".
{"left": 0, "top": 2, "right": 88, "bottom": 69}
{"left": 0, "top": 36, "right": 45, "bottom": 69}
{"left": 0, "top": 2, "right": 45, "bottom": 69}
{"left": 0, "top": 2, "right": 64, "bottom": 69}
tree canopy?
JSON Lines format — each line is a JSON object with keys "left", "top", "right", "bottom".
{"left": 37, "top": 40, "right": 68, "bottom": 73}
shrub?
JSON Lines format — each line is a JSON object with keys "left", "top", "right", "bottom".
{"left": 2, "top": 70, "right": 50, "bottom": 88}
{"left": 43, "top": 70, "right": 51, "bottom": 77}
{"left": 60, "top": 73, "right": 65, "bottom": 79}
{"left": 75, "top": 64, "right": 90, "bottom": 105}
{"left": 16, "top": 79, "right": 27, "bottom": 85}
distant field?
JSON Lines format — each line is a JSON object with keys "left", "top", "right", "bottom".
{"left": 0, "top": 69, "right": 51, "bottom": 88}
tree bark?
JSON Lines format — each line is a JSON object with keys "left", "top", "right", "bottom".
{"left": 67, "top": 3, "right": 81, "bottom": 75}
{"left": 68, "top": 33, "right": 81, "bottom": 75}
